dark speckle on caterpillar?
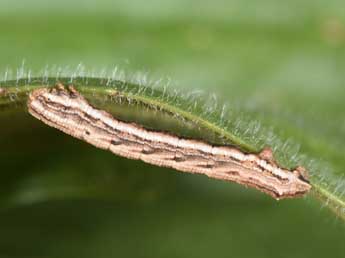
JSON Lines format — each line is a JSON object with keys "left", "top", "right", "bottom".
{"left": 27, "top": 84, "right": 311, "bottom": 200}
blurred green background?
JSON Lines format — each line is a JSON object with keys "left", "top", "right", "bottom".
{"left": 1, "top": 0, "right": 345, "bottom": 257}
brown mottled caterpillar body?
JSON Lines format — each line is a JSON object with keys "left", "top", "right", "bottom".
{"left": 0, "top": 87, "right": 6, "bottom": 96}
{"left": 27, "top": 84, "right": 311, "bottom": 199}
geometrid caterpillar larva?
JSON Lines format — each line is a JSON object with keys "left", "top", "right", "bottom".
{"left": 27, "top": 84, "right": 311, "bottom": 200}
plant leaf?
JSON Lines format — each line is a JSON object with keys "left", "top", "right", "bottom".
{"left": 1, "top": 76, "right": 344, "bottom": 220}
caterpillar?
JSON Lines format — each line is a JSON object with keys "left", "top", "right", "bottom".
{"left": 27, "top": 84, "right": 311, "bottom": 199}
